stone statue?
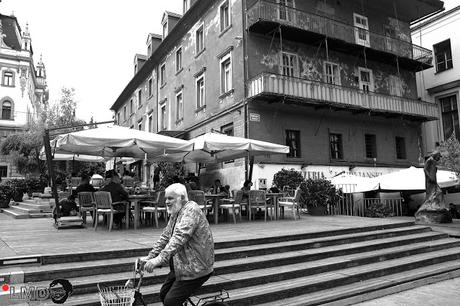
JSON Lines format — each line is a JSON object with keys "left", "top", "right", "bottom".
{"left": 415, "top": 151, "right": 452, "bottom": 223}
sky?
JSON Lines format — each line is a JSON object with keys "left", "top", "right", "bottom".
{"left": 0, "top": 0, "right": 182, "bottom": 123}
{"left": 1, "top": 0, "right": 459, "bottom": 123}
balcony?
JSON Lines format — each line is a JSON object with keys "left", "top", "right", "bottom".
{"left": 247, "top": 73, "right": 438, "bottom": 121}
{"left": 246, "top": 0, "right": 433, "bottom": 71}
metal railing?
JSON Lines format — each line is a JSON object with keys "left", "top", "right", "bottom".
{"left": 332, "top": 197, "right": 404, "bottom": 217}
{"left": 247, "top": 0, "right": 433, "bottom": 65}
{"left": 247, "top": 73, "right": 439, "bottom": 119}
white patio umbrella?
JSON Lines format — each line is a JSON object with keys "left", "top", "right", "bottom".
{"left": 39, "top": 151, "right": 106, "bottom": 162}
{"left": 328, "top": 173, "right": 374, "bottom": 193}
{"left": 353, "top": 166, "right": 459, "bottom": 192}
{"left": 51, "top": 125, "right": 193, "bottom": 159}
{"left": 153, "top": 132, "right": 290, "bottom": 163}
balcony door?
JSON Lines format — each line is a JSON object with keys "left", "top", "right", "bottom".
{"left": 358, "top": 67, "right": 373, "bottom": 93}
{"left": 354, "top": 13, "right": 370, "bottom": 47}
{"left": 277, "top": 0, "right": 295, "bottom": 23}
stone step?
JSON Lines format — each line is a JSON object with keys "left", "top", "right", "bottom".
{"left": 1, "top": 208, "right": 29, "bottom": 219}
{"left": 17, "top": 202, "right": 53, "bottom": 212}
{"left": 6, "top": 205, "right": 35, "bottom": 214}
{"left": 16, "top": 236, "right": 460, "bottom": 296}
{"left": 0, "top": 222, "right": 424, "bottom": 267}
{"left": 44, "top": 247, "right": 460, "bottom": 306}
{"left": 6, "top": 230, "right": 446, "bottom": 283}
{"left": 29, "top": 212, "right": 53, "bottom": 218}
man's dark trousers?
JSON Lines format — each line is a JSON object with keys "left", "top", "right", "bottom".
{"left": 159, "top": 270, "right": 211, "bottom": 306}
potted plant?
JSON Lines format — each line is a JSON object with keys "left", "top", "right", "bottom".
{"left": 25, "top": 177, "right": 47, "bottom": 197}
{"left": 0, "top": 184, "right": 13, "bottom": 208}
{"left": 299, "top": 178, "right": 341, "bottom": 215}
{"left": 7, "top": 179, "right": 28, "bottom": 202}
{"left": 272, "top": 169, "right": 304, "bottom": 192}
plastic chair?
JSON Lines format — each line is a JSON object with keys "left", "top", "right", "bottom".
{"left": 278, "top": 188, "right": 301, "bottom": 220}
{"left": 188, "top": 190, "right": 212, "bottom": 216}
{"left": 141, "top": 191, "right": 166, "bottom": 228}
{"left": 77, "top": 192, "right": 95, "bottom": 225}
{"left": 220, "top": 190, "right": 245, "bottom": 223}
{"left": 248, "top": 190, "right": 271, "bottom": 222}
{"left": 93, "top": 191, "right": 128, "bottom": 231}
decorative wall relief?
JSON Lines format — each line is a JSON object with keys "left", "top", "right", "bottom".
{"left": 261, "top": 53, "right": 277, "bottom": 69}
{"left": 20, "top": 67, "right": 28, "bottom": 97}
{"left": 300, "top": 58, "right": 321, "bottom": 81}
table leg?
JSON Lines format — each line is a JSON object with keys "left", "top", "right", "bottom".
{"left": 275, "top": 196, "right": 279, "bottom": 220}
{"left": 214, "top": 199, "right": 219, "bottom": 225}
{"left": 134, "top": 201, "right": 140, "bottom": 230}
{"left": 125, "top": 203, "right": 130, "bottom": 229}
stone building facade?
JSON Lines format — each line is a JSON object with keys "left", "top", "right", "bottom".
{"left": 111, "top": 0, "right": 443, "bottom": 190}
{"left": 0, "top": 13, "right": 48, "bottom": 178}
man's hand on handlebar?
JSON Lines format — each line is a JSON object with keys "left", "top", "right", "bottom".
{"left": 143, "top": 256, "right": 162, "bottom": 273}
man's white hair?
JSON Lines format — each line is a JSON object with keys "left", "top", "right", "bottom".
{"left": 165, "top": 183, "right": 189, "bottom": 201}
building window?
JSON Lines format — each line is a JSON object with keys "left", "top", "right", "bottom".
{"left": 123, "top": 106, "right": 127, "bottom": 120}
{"left": 147, "top": 44, "right": 152, "bottom": 57}
{"left": 395, "top": 137, "right": 406, "bottom": 159}
{"left": 130, "top": 99, "right": 134, "bottom": 114}
{"left": 196, "top": 73, "right": 205, "bottom": 109}
{"left": 220, "top": 0, "right": 230, "bottom": 32}
{"left": 354, "top": 13, "right": 370, "bottom": 47}
{"left": 176, "top": 48, "right": 182, "bottom": 73}
{"left": 220, "top": 52, "right": 232, "bottom": 94}
{"left": 286, "top": 130, "right": 301, "bottom": 158}
{"left": 160, "top": 104, "right": 167, "bottom": 130}
{"left": 440, "top": 95, "right": 460, "bottom": 140}
{"left": 365, "top": 134, "right": 377, "bottom": 159}
{"left": 148, "top": 114, "right": 153, "bottom": 132}
{"left": 138, "top": 90, "right": 142, "bottom": 107}
{"left": 280, "top": 52, "right": 298, "bottom": 77}
{"left": 162, "top": 21, "right": 168, "bottom": 39}
{"left": 183, "top": 0, "right": 190, "bottom": 14}
{"left": 277, "top": 0, "right": 295, "bottom": 22}
{"left": 138, "top": 120, "right": 143, "bottom": 131}
{"left": 359, "top": 67, "right": 373, "bottom": 92}
{"left": 1, "top": 101, "right": 12, "bottom": 120}
{"left": 2, "top": 71, "right": 14, "bottom": 87}
{"left": 148, "top": 78, "right": 153, "bottom": 96}
{"left": 196, "top": 25, "right": 204, "bottom": 54}
{"left": 117, "top": 112, "right": 120, "bottom": 124}
{"left": 160, "top": 63, "right": 166, "bottom": 86}
{"left": 221, "top": 123, "right": 234, "bottom": 136}
{"left": 434, "top": 39, "right": 453, "bottom": 73}
{"left": 0, "top": 166, "right": 7, "bottom": 178}
{"left": 329, "top": 133, "right": 343, "bottom": 160}
{"left": 324, "top": 61, "right": 340, "bottom": 85}
{"left": 176, "top": 91, "right": 183, "bottom": 121}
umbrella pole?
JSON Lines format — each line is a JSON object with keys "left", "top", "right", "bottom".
{"left": 43, "top": 129, "right": 60, "bottom": 219}
{"left": 248, "top": 156, "right": 254, "bottom": 183}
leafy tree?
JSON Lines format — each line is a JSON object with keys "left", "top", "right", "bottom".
{"left": 272, "top": 168, "right": 304, "bottom": 191}
{"left": 437, "top": 134, "right": 460, "bottom": 177}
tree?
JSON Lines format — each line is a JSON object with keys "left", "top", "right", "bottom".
{"left": 0, "top": 87, "right": 86, "bottom": 177}
{"left": 437, "top": 134, "right": 460, "bottom": 177}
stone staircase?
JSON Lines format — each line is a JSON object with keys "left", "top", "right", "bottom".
{"left": 1, "top": 221, "right": 460, "bottom": 305}
{"left": 1, "top": 197, "right": 54, "bottom": 219}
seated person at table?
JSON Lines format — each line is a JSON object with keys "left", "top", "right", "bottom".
{"left": 101, "top": 170, "right": 130, "bottom": 228}
{"left": 268, "top": 184, "right": 280, "bottom": 194}
{"left": 69, "top": 174, "right": 96, "bottom": 201}
{"left": 212, "top": 179, "right": 228, "bottom": 196}
{"left": 241, "top": 180, "right": 253, "bottom": 198}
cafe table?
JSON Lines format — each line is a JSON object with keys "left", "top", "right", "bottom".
{"left": 129, "top": 194, "right": 154, "bottom": 230}
{"left": 205, "top": 193, "right": 228, "bottom": 225}
{"left": 266, "top": 192, "right": 284, "bottom": 220}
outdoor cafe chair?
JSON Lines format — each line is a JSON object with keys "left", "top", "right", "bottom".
{"left": 278, "top": 188, "right": 301, "bottom": 220}
{"left": 220, "top": 190, "right": 245, "bottom": 224}
{"left": 93, "top": 191, "right": 128, "bottom": 231}
{"left": 141, "top": 190, "right": 166, "bottom": 228}
{"left": 70, "top": 177, "right": 81, "bottom": 189}
{"left": 188, "top": 190, "right": 212, "bottom": 216}
{"left": 248, "top": 190, "right": 272, "bottom": 222}
{"left": 77, "top": 191, "right": 96, "bottom": 226}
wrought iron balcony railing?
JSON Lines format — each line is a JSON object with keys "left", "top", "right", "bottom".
{"left": 247, "top": 73, "right": 438, "bottom": 120}
{"left": 247, "top": 0, "right": 433, "bottom": 66}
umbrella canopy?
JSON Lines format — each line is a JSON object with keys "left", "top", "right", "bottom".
{"left": 51, "top": 125, "right": 193, "bottom": 159}
{"left": 353, "top": 166, "right": 459, "bottom": 192}
{"left": 153, "top": 132, "right": 290, "bottom": 163}
{"left": 328, "top": 173, "right": 373, "bottom": 193}
{"left": 39, "top": 151, "right": 106, "bottom": 162}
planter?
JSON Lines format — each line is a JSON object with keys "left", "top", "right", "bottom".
{"left": 0, "top": 199, "right": 10, "bottom": 209}
{"left": 308, "top": 205, "right": 327, "bottom": 216}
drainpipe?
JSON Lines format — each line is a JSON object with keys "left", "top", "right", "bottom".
{"left": 243, "top": 0, "right": 249, "bottom": 181}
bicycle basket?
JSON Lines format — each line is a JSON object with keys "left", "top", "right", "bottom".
{"left": 98, "top": 284, "right": 135, "bottom": 306}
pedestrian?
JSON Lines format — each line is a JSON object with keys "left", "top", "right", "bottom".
{"left": 139, "top": 183, "right": 214, "bottom": 306}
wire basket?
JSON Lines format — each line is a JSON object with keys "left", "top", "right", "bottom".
{"left": 98, "top": 285, "right": 135, "bottom": 306}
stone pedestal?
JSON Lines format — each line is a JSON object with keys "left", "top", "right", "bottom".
{"left": 415, "top": 186, "right": 452, "bottom": 224}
